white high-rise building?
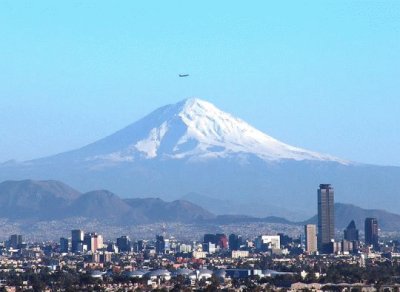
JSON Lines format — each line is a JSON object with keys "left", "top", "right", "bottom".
{"left": 255, "top": 235, "right": 280, "bottom": 250}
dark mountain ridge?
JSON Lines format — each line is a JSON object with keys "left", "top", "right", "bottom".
{"left": 0, "top": 180, "right": 214, "bottom": 224}
{"left": 1, "top": 179, "right": 399, "bottom": 232}
{"left": 0, "top": 179, "right": 80, "bottom": 219}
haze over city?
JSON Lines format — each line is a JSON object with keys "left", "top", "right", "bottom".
{"left": 1, "top": 1, "right": 400, "bottom": 290}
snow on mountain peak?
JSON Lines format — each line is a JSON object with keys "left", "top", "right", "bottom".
{"left": 177, "top": 97, "right": 211, "bottom": 111}
{"left": 88, "top": 98, "right": 348, "bottom": 164}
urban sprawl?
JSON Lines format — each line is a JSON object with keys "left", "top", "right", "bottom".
{"left": 1, "top": 185, "right": 400, "bottom": 291}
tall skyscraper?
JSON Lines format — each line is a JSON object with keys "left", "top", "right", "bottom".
{"left": 137, "top": 240, "right": 145, "bottom": 252}
{"left": 117, "top": 235, "right": 132, "bottom": 253}
{"left": 8, "top": 234, "right": 23, "bottom": 249}
{"left": 60, "top": 237, "right": 69, "bottom": 253}
{"left": 84, "top": 232, "right": 103, "bottom": 252}
{"left": 229, "top": 234, "right": 242, "bottom": 251}
{"left": 365, "top": 217, "right": 379, "bottom": 250}
{"left": 156, "top": 235, "right": 165, "bottom": 254}
{"left": 304, "top": 224, "right": 317, "bottom": 254}
{"left": 71, "top": 229, "right": 84, "bottom": 253}
{"left": 203, "top": 234, "right": 216, "bottom": 245}
{"left": 216, "top": 234, "right": 228, "bottom": 249}
{"left": 344, "top": 220, "right": 359, "bottom": 242}
{"left": 317, "top": 184, "right": 335, "bottom": 253}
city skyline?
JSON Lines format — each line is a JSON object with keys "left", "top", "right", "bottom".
{"left": 0, "top": 1, "right": 399, "bottom": 289}
{"left": 0, "top": 182, "right": 395, "bottom": 289}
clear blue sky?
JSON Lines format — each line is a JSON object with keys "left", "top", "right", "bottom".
{"left": 0, "top": 1, "right": 399, "bottom": 166}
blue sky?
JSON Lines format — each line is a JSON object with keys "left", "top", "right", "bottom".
{"left": 0, "top": 1, "right": 399, "bottom": 165}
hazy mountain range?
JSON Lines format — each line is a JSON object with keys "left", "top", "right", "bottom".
{"left": 0, "top": 180, "right": 214, "bottom": 224}
{"left": 1, "top": 98, "right": 399, "bottom": 220}
{"left": 1, "top": 179, "right": 400, "bottom": 232}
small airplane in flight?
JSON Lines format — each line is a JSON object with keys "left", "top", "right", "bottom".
{"left": 179, "top": 74, "right": 189, "bottom": 77}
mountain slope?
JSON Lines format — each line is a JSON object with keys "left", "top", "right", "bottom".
{"left": 68, "top": 190, "right": 136, "bottom": 221}
{"left": 0, "top": 180, "right": 80, "bottom": 219}
{"left": 0, "top": 179, "right": 215, "bottom": 224}
{"left": 305, "top": 203, "right": 400, "bottom": 232}
{"left": 27, "top": 98, "right": 346, "bottom": 164}
{"left": 1, "top": 180, "right": 399, "bottom": 232}
{"left": 1, "top": 98, "right": 399, "bottom": 219}
{"left": 124, "top": 198, "right": 215, "bottom": 222}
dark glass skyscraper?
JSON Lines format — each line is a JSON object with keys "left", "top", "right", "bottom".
{"left": 317, "top": 184, "right": 335, "bottom": 253}
{"left": 229, "top": 234, "right": 241, "bottom": 251}
{"left": 365, "top": 217, "right": 379, "bottom": 250}
{"left": 156, "top": 235, "right": 165, "bottom": 254}
{"left": 344, "top": 220, "right": 359, "bottom": 242}
{"left": 8, "top": 234, "right": 23, "bottom": 249}
{"left": 204, "top": 234, "right": 216, "bottom": 244}
{"left": 117, "top": 235, "right": 132, "bottom": 252}
{"left": 71, "top": 229, "right": 84, "bottom": 253}
{"left": 60, "top": 237, "right": 69, "bottom": 253}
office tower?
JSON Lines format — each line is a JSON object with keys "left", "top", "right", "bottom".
{"left": 156, "top": 235, "right": 165, "bottom": 254}
{"left": 107, "top": 243, "right": 118, "bottom": 253}
{"left": 304, "top": 224, "right": 317, "bottom": 253}
{"left": 71, "top": 229, "right": 84, "bottom": 253}
{"left": 84, "top": 232, "right": 103, "bottom": 252}
{"left": 93, "top": 233, "right": 103, "bottom": 251}
{"left": 83, "top": 233, "right": 93, "bottom": 251}
{"left": 202, "top": 242, "right": 216, "bottom": 254}
{"left": 117, "top": 235, "right": 132, "bottom": 253}
{"left": 365, "top": 217, "right": 379, "bottom": 250}
{"left": 204, "top": 233, "right": 233, "bottom": 250}
{"left": 100, "top": 252, "right": 112, "bottom": 263}
{"left": 137, "top": 240, "right": 145, "bottom": 252}
{"left": 278, "top": 233, "right": 292, "bottom": 246}
{"left": 216, "top": 234, "right": 228, "bottom": 249}
{"left": 8, "top": 234, "right": 23, "bottom": 249}
{"left": 229, "top": 234, "right": 242, "bottom": 251}
{"left": 255, "top": 235, "right": 281, "bottom": 251}
{"left": 341, "top": 240, "right": 354, "bottom": 253}
{"left": 60, "top": 237, "right": 69, "bottom": 253}
{"left": 164, "top": 238, "right": 171, "bottom": 253}
{"left": 203, "top": 234, "right": 216, "bottom": 244}
{"left": 317, "top": 184, "right": 335, "bottom": 253}
{"left": 344, "top": 220, "right": 359, "bottom": 241}
{"left": 179, "top": 243, "right": 192, "bottom": 253}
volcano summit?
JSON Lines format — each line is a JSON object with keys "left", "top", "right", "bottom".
{"left": 53, "top": 98, "right": 346, "bottom": 164}
{"left": 1, "top": 98, "right": 399, "bottom": 219}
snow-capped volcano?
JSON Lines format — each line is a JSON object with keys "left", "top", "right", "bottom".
{"left": 2, "top": 98, "right": 400, "bottom": 219}
{"left": 83, "top": 98, "right": 346, "bottom": 164}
